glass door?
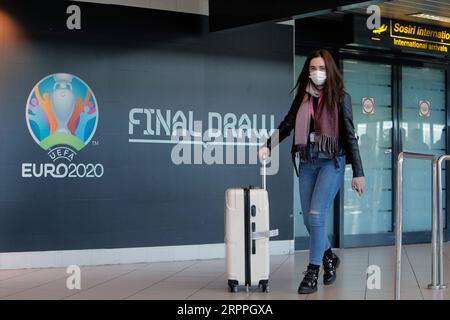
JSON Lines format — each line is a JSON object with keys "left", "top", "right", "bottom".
{"left": 342, "top": 59, "right": 393, "bottom": 247}
{"left": 341, "top": 60, "right": 447, "bottom": 247}
{"left": 401, "top": 66, "right": 446, "bottom": 235}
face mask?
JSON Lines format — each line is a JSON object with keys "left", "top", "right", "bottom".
{"left": 309, "top": 70, "right": 327, "bottom": 86}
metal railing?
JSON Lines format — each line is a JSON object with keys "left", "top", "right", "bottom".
{"left": 436, "top": 155, "right": 449, "bottom": 290}
{"left": 395, "top": 152, "right": 447, "bottom": 300}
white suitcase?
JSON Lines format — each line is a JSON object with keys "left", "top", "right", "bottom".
{"left": 224, "top": 160, "right": 279, "bottom": 293}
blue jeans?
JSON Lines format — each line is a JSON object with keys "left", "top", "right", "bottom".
{"left": 298, "top": 146, "right": 346, "bottom": 266}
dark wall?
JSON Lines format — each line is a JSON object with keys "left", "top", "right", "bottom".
{"left": 0, "top": 1, "right": 294, "bottom": 252}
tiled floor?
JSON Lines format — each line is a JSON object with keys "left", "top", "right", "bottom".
{"left": 1, "top": 243, "right": 450, "bottom": 300}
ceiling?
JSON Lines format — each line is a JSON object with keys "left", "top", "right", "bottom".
{"left": 349, "top": 0, "right": 450, "bottom": 27}
{"left": 208, "top": 0, "right": 380, "bottom": 31}
{"left": 50, "top": 0, "right": 450, "bottom": 29}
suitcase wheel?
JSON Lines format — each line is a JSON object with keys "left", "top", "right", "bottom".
{"left": 228, "top": 280, "right": 238, "bottom": 293}
{"left": 259, "top": 280, "right": 270, "bottom": 293}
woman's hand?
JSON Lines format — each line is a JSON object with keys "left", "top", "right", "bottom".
{"left": 258, "top": 147, "right": 270, "bottom": 161}
{"left": 352, "top": 177, "right": 365, "bottom": 196}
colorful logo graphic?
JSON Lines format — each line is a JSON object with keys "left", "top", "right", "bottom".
{"left": 26, "top": 73, "right": 98, "bottom": 160}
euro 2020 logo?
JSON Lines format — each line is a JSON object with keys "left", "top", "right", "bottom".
{"left": 23, "top": 73, "right": 103, "bottom": 178}
{"left": 26, "top": 73, "right": 98, "bottom": 160}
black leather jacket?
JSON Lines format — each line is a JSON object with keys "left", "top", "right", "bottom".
{"left": 265, "top": 92, "right": 364, "bottom": 178}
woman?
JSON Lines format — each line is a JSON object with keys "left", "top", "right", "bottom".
{"left": 258, "top": 49, "right": 365, "bottom": 294}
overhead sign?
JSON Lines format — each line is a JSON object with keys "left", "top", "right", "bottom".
{"left": 354, "top": 15, "right": 450, "bottom": 57}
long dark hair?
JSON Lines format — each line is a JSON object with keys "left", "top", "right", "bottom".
{"left": 293, "top": 49, "right": 344, "bottom": 111}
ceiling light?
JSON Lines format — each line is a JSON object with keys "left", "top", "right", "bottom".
{"left": 409, "top": 13, "right": 450, "bottom": 24}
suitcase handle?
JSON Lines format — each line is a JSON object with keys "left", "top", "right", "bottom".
{"left": 252, "top": 229, "right": 279, "bottom": 240}
{"left": 262, "top": 156, "right": 266, "bottom": 190}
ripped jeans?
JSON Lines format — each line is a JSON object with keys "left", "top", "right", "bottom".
{"left": 298, "top": 146, "right": 346, "bottom": 265}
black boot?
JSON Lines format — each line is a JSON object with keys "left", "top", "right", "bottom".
{"left": 322, "top": 249, "right": 340, "bottom": 285}
{"left": 298, "top": 264, "right": 319, "bottom": 294}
